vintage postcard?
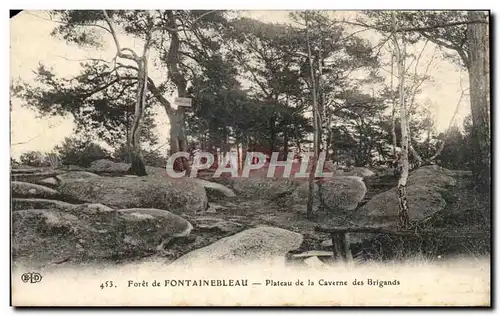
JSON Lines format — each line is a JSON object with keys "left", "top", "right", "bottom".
{"left": 10, "top": 9, "right": 491, "bottom": 307}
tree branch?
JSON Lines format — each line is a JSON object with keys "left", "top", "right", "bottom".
{"left": 340, "top": 19, "right": 488, "bottom": 34}
{"left": 102, "top": 10, "right": 140, "bottom": 62}
{"left": 146, "top": 77, "right": 173, "bottom": 115}
{"left": 419, "top": 31, "right": 470, "bottom": 68}
{"left": 162, "top": 10, "right": 218, "bottom": 33}
{"left": 25, "top": 11, "right": 112, "bottom": 34}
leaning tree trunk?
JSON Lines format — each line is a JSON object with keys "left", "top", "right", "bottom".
{"left": 467, "top": 11, "right": 491, "bottom": 190}
{"left": 394, "top": 35, "right": 411, "bottom": 230}
{"left": 102, "top": 10, "right": 148, "bottom": 176}
{"left": 128, "top": 56, "right": 148, "bottom": 176}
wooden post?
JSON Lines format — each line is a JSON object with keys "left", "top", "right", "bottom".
{"left": 343, "top": 232, "right": 353, "bottom": 262}
{"left": 330, "top": 233, "right": 337, "bottom": 259}
{"left": 332, "top": 233, "right": 348, "bottom": 262}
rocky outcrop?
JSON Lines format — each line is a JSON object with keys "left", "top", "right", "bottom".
{"left": 230, "top": 178, "right": 299, "bottom": 200}
{"left": 144, "top": 167, "right": 237, "bottom": 201}
{"left": 87, "top": 159, "right": 130, "bottom": 175}
{"left": 119, "top": 208, "right": 193, "bottom": 238}
{"left": 12, "top": 170, "right": 65, "bottom": 183}
{"left": 12, "top": 205, "right": 192, "bottom": 264}
{"left": 193, "top": 179, "right": 236, "bottom": 199}
{"left": 39, "top": 171, "right": 101, "bottom": 187}
{"left": 57, "top": 176, "right": 208, "bottom": 215}
{"left": 349, "top": 165, "right": 458, "bottom": 243}
{"left": 193, "top": 216, "right": 244, "bottom": 234}
{"left": 11, "top": 181, "right": 61, "bottom": 199}
{"left": 291, "top": 176, "right": 367, "bottom": 213}
{"left": 171, "top": 226, "right": 303, "bottom": 266}
{"left": 11, "top": 198, "right": 77, "bottom": 212}
{"left": 56, "top": 171, "right": 101, "bottom": 181}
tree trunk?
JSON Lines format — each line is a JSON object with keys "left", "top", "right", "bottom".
{"left": 467, "top": 11, "right": 491, "bottom": 190}
{"left": 164, "top": 11, "right": 192, "bottom": 175}
{"left": 394, "top": 35, "right": 410, "bottom": 230}
{"left": 269, "top": 113, "right": 277, "bottom": 153}
{"left": 305, "top": 14, "right": 321, "bottom": 219}
{"left": 168, "top": 108, "right": 189, "bottom": 173}
{"left": 128, "top": 56, "right": 147, "bottom": 176}
{"left": 283, "top": 130, "right": 289, "bottom": 160}
{"left": 390, "top": 50, "right": 398, "bottom": 160}
{"left": 124, "top": 107, "right": 131, "bottom": 163}
{"left": 103, "top": 10, "right": 147, "bottom": 175}
{"left": 236, "top": 142, "right": 241, "bottom": 173}
{"left": 240, "top": 136, "right": 247, "bottom": 169}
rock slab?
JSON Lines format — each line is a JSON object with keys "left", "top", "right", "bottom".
{"left": 58, "top": 176, "right": 208, "bottom": 215}
{"left": 12, "top": 205, "right": 192, "bottom": 264}
{"left": 172, "top": 226, "right": 303, "bottom": 266}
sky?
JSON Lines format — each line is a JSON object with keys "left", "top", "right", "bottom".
{"left": 9, "top": 10, "right": 471, "bottom": 159}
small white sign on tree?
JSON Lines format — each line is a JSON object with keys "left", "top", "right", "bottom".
{"left": 174, "top": 97, "right": 192, "bottom": 108}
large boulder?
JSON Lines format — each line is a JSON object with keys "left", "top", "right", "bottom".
{"left": 291, "top": 176, "right": 367, "bottom": 213}
{"left": 119, "top": 208, "right": 193, "bottom": 238}
{"left": 146, "top": 167, "right": 237, "bottom": 201}
{"left": 207, "top": 160, "right": 343, "bottom": 200}
{"left": 57, "top": 176, "right": 208, "bottom": 215}
{"left": 11, "top": 198, "right": 77, "bottom": 212}
{"left": 171, "top": 226, "right": 303, "bottom": 266}
{"left": 192, "top": 179, "right": 236, "bottom": 200}
{"left": 12, "top": 171, "right": 65, "bottom": 183}
{"left": 349, "top": 165, "right": 458, "bottom": 243}
{"left": 145, "top": 168, "right": 237, "bottom": 200}
{"left": 406, "top": 164, "right": 456, "bottom": 189}
{"left": 12, "top": 205, "right": 192, "bottom": 264}
{"left": 57, "top": 171, "right": 101, "bottom": 181}
{"left": 39, "top": 171, "right": 101, "bottom": 186}
{"left": 231, "top": 178, "right": 299, "bottom": 200}
{"left": 11, "top": 181, "right": 61, "bottom": 199}
{"left": 87, "top": 159, "right": 130, "bottom": 175}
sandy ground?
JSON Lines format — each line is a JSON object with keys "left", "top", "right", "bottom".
{"left": 12, "top": 255, "right": 490, "bottom": 306}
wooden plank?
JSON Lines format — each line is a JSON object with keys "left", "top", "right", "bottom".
{"left": 291, "top": 250, "right": 334, "bottom": 258}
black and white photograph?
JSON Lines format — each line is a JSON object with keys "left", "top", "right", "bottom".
{"left": 9, "top": 8, "right": 491, "bottom": 306}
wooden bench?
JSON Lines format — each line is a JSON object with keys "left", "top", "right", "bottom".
{"left": 315, "top": 225, "right": 490, "bottom": 262}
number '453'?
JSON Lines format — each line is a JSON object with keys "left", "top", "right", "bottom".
{"left": 100, "top": 281, "right": 114, "bottom": 289}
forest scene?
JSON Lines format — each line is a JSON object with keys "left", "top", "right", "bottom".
{"left": 10, "top": 9, "right": 491, "bottom": 289}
